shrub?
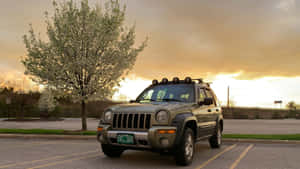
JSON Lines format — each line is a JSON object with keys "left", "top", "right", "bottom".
{"left": 272, "top": 112, "right": 282, "bottom": 119}
{"left": 296, "top": 113, "right": 300, "bottom": 119}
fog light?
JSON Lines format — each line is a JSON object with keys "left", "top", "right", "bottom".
{"left": 158, "top": 129, "right": 176, "bottom": 134}
{"left": 97, "top": 127, "right": 103, "bottom": 132}
{"left": 160, "top": 138, "right": 169, "bottom": 147}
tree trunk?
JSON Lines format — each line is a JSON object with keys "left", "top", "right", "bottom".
{"left": 81, "top": 100, "right": 87, "bottom": 131}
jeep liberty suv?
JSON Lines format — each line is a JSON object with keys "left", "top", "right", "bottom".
{"left": 97, "top": 77, "right": 223, "bottom": 166}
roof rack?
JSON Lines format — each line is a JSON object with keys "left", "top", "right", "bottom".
{"left": 192, "top": 78, "right": 203, "bottom": 83}
{"left": 151, "top": 77, "right": 211, "bottom": 85}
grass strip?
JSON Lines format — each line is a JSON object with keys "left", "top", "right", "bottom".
{"left": 0, "top": 128, "right": 97, "bottom": 135}
{"left": 223, "top": 134, "right": 300, "bottom": 140}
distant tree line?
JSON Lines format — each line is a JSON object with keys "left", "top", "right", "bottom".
{"left": 0, "top": 87, "right": 120, "bottom": 120}
{"left": 286, "top": 101, "right": 300, "bottom": 111}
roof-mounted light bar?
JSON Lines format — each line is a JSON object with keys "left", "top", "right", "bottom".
{"left": 173, "top": 77, "right": 180, "bottom": 83}
{"left": 184, "top": 77, "right": 192, "bottom": 83}
{"left": 161, "top": 78, "right": 168, "bottom": 84}
{"left": 151, "top": 77, "right": 206, "bottom": 85}
{"left": 152, "top": 79, "right": 158, "bottom": 85}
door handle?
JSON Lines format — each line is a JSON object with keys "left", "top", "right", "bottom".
{"left": 208, "top": 109, "right": 211, "bottom": 112}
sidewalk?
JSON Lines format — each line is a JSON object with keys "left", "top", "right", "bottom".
{"left": 0, "top": 118, "right": 99, "bottom": 131}
{"left": 1, "top": 118, "right": 300, "bottom": 134}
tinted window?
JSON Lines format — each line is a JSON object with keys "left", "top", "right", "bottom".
{"left": 198, "top": 88, "right": 206, "bottom": 102}
{"left": 137, "top": 84, "right": 195, "bottom": 103}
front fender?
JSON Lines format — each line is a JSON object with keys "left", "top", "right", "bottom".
{"left": 171, "top": 113, "right": 197, "bottom": 147}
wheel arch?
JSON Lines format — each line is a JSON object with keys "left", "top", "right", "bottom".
{"left": 219, "top": 119, "right": 223, "bottom": 132}
{"left": 185, "top": 120, "right": 197, "bottom": 138}
{"left": 171, "top": 113, "right": 198, "bottom": 146}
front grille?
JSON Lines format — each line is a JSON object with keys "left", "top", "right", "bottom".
{"left": 112, "top": 113, "right": 151, "bottom": 130}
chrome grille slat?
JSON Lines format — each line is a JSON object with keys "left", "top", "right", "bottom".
{"left": 112, "top": 113, "right": 151, "bottom": 130}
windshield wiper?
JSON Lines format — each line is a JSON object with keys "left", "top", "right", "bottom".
{"left": 162, "top": 98, "right": 183, "bottom": 102}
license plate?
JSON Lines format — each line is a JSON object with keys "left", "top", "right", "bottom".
{"left": 117, "top": 134, "right": 134, "bottom": 144}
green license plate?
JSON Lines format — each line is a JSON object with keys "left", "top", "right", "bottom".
{"left": 117, "top": 134, "right": 134, "bottom": 144}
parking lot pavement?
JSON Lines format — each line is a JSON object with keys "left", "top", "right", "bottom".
{"left": 1, "top": 138, "right": 300, "bottom": 169}
{"left": 1, "top": 118, "right": 300, "bottom": 134}
{"left": 224, "top": 119, "right": 300, "bottom": 134}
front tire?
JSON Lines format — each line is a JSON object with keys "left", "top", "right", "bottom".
{"left": 174, "top": 128, "right": 195, "bottom": 166}
{"left": 101, "top": 144, "right": 124, "bottom": 157}
{"left": 209, "top": 125, "right": 222, "bottom": 148}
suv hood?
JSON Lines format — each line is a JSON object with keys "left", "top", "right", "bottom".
{"left": 108, "top": 102, "right": 194, "bottom": 113}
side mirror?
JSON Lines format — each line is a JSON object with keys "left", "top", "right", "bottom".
{"left": 129, "top": 100, "right": 136, "bottom": 103}
{"left": 203, "top": 98, "right": 213, "bottom": 105}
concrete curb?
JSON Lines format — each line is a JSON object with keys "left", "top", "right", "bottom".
{"left": 1, "top": 134, "right": 300, "bottom": 144}
{"left": 0, "top": 134, "right": 95, "bottom": 140}
{"left": 223, "top": 138, "right": 300, "bottom": 144}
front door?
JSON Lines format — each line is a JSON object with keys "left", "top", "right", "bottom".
{"left": 194, "top": 87, "right": 212, "bottom": 137}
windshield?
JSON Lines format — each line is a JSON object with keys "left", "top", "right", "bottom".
{"left": 136, "top": 84, "right": 195, "bottom": 103}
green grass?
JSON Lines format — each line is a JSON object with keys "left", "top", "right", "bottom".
{"left": 223, "top": 134, "right": 300, "bottom": 140}
{"left": 0, "top": 128, "right": 97, "bottom": 135}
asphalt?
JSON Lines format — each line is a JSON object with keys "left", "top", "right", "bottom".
{"left": 1, "top": 118, "right": 300, "bottom": 134}
{"left": 0, "top": 138, "right": 300, "bottom": 169}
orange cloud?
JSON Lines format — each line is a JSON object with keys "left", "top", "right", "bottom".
{"left": 1, "top": 0, "right": 300, "bottom": 83}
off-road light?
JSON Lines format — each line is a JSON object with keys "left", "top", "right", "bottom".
{"left": 161, "top": 78, "right": 168, "bottom": 84}
{"left": 185, "top": 77, "right": 192, "bottom": 83}
{"left": 173, "top": 77, "right": 180, "bottom": 83}
{"left": 152, "top": 79, "right": 158, "bottom": 85}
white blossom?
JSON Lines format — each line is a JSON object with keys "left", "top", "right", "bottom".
{"left": 22, "top": 0, "right": 147, "bottom": 130}
{"left": 38, "top": 88, "right": 57, "bottom": 113}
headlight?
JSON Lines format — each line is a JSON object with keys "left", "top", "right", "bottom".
{"left": 103, "top": 111, "right": 112, "bottom": 122}
{"left": 156, "top": 111, "right": 169, "bottom": 123}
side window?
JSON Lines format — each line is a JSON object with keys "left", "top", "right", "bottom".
{"left": 205, "top": 89, "right": 216, "bottom": 105}
{"left": 198, "top": 88, "right": 206, "bottom": 102}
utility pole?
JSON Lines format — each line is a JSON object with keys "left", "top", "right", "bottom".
{"left": 227, "top": 86, "right": 230, "bottom": 108}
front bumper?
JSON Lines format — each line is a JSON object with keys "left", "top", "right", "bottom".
{"left": 97, "top": 125, "right": 177, "bottom": 149}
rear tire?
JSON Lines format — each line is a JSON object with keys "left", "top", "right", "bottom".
{"left": 101, "top": 144, "right": 124, "bottom": 157}
{"left": 174, "top": 128, "right": 195, "bottom": 166}
{"left": 209, "top": 125, "right": 222, "bottom": 148}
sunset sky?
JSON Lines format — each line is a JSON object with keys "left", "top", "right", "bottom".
{"left": 1, "top": 0, "right": 300, "bottom": 108}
